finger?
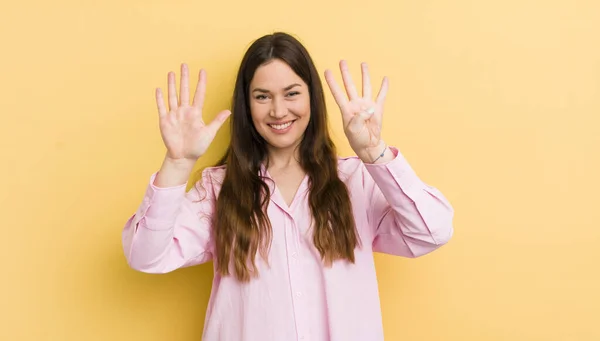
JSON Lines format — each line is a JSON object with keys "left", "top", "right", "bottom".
{"left": 324, "top": 69, "right": 349, "bottom": 109}
{"left": 340, "top": 60, "right": 359, "bottom": 100}
{"left": 180, "top": 63, "right": 190, "bottom": 106}
{"left": 193, "top": 69, "right": 207, "bottom": 109}
{"left": 156, "top": 88, "right": 167, "bottom": 118}
{"left": 361, "top": 62, "right": 372, "bottom": 99}
{"left": 205, "top": 109, "right": 231, "bottom": 136}
{"left": 376, "top": 76, "right": 389, "bottom": 106}
{"left": 167, "top": 71, "right": 178, "bottom": 111}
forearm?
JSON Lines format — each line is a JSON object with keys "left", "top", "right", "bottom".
{"left": 365, "top": 147, "right": 454, "bottom": 256}
{"left": 123, "top": 171, "right": 216, "bottom": 273}
{"left": 123, "top": 175, "right": 190, "bottom": 272}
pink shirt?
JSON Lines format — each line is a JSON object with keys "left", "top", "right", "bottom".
{"left": 122, "top": 147, "right": 454, "bottom": 341}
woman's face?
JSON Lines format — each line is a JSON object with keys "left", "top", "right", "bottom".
{"left": 249, "top": 59, "right": 311, "bottom": 152}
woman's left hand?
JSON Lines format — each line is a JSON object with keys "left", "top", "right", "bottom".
{"left": 324, "top": 60, "right": 389, "bottom": 162}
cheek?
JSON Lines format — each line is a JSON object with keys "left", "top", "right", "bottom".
{"left": 249, "top": 102, "right": 267, "bottom": 124}
{"left": 290, "top": 98, "right": 311, "bottom": 117}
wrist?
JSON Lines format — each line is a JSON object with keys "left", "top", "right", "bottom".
{"left": 357, "top": 140, "right": 388, "bottom": 164}
{"left": 154, "top": 156, "right": 197, "bottom": 188}
{"left": 164, "top": 155, "right": 197, "bottom": 171}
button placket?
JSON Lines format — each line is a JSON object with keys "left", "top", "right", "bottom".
{"left": 287, "top": 217, "right": 310, "bottom": 341}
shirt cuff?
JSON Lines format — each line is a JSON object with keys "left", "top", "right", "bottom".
{"left": 363, "top": 146, "right": 422, "bottom": 192}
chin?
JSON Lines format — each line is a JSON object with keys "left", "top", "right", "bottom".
{"left": 264, "top": 136, "right": 302, "bottom": 150}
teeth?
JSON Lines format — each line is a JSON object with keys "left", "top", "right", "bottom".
{"left": 270, "top": 121, "right": 293, "bottom": 130}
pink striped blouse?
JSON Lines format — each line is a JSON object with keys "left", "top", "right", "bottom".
{"left": 122, "top": 147, "right": 454, "bottom": 341}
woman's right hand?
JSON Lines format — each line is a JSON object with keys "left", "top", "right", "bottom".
{"left": 156, "top": 63, "right": 231, "bottom": 163}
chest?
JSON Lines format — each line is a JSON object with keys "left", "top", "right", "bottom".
{"left": 268, "top": 168, "right": 307, "bottom": 207}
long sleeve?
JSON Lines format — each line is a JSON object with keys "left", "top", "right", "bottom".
{"left": 362, "top": 147, "right": 454, "bottom": 258}
{"left": 121, "top": 168, "right": 218, "bottom": 273}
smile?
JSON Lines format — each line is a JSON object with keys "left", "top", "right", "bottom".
{"left": 268, "top": 120, "right": 295, "bottom": 131}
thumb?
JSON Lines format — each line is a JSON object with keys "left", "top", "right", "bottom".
{"left": 205, "top": 109, "right": 231, "bottom": 135}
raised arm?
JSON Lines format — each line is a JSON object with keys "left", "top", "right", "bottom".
{"left": 122, "top": 63, "right": 230, "bottom": 273}
{"left": 324, "top": 60, "right": 453, "bottom": 257}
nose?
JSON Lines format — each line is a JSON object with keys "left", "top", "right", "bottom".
{"left": 269, "top": 97, "right": 287, "bottom": 119}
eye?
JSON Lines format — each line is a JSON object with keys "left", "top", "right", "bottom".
{"left": 286, "top": 91, "right": 300, "bottom": 97}
{"left": 255, "top": 94, "right": 268, "bottom": 100}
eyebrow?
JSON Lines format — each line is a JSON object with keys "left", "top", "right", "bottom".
{"left": 252, "top": 83, "right": 302, "bottom": 93}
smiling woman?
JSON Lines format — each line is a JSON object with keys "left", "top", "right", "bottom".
{"left": 121, "top": 32, "right": 454, "bottom": 341}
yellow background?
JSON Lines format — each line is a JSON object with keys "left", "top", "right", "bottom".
{"left": 2, "top": 0, "right": 599, "bottom": 340}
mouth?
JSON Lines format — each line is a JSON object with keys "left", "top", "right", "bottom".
{"left": 267, "top": 120, "right": 296, "bottom": 131}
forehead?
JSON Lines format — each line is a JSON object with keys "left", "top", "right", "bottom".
{"left": 250, "top": 59, "right": 306, "bottom": 89}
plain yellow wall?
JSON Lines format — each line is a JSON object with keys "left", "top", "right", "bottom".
{"left": 2, "top": 0, "right": 599, "bottom": 340}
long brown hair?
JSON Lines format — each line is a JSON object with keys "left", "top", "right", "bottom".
{"left": 205, "top": 32, "right": 359, "bottom": 282}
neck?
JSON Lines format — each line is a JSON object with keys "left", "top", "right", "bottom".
{"left": 266, "top": 144, "right": 301, "bottom": 170}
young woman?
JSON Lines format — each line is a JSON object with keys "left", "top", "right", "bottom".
{"left": 122, "top": 32, "right": 454, "bottom": 341}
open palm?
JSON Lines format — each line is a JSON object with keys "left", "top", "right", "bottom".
{"left": 324, "top": 60, "right": 389, "bottom": 154}
{"left": 156, "top": 63, "right": 231, "bottom": 162}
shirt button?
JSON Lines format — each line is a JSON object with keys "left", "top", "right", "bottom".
{"left": 296, "top": 292, "right": 302, "bottom": 297}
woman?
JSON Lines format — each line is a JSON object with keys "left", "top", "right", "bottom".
{"left": 122, "top": 32, "right": 454, "bottom": 341}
